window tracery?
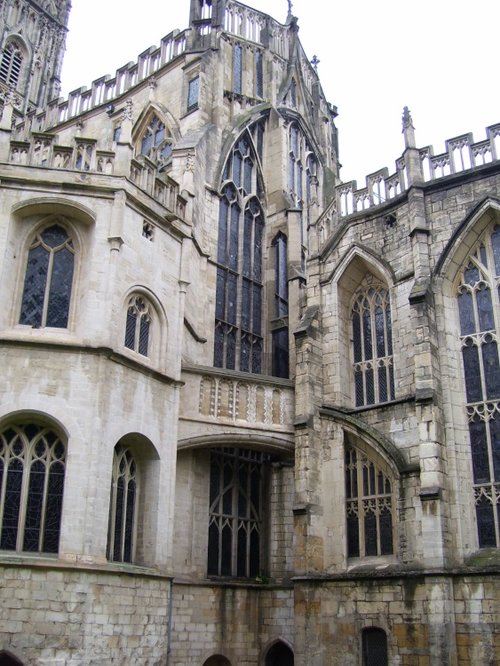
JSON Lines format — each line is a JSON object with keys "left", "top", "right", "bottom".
{"left": 351, "top": 279, "right": 394, "bottom": 407}
{"left": 19, "top": 224, "right": 75, "bottom": 329}
{"left": 0, "top": 422, "right": 66, "bottom": 554}
{"left": 0, "top": 40, "right": 24, "bottom": 88}
{"left": 138, "top": 114, "right": 172, "bottom": 165}
{"left": 288, "top": 122, "right": 318, "bottom": 210}
{"left": 124, "top": 295, "right": 152, "bottom": 357}
{"left": 214, "top": 125, "right": 265, "bottom": 373}
{"left": 107, "top": 444, "right": 137, "bottom": 563}
{"left": 345, "top": 445, "right": 395, "bottom": 558}
{"left": 208, "top": 447, "right": 269, "bottom": 578}
{"left": 457, "top": 226, "right": 500, "bottom": 547}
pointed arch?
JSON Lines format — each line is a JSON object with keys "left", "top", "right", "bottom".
{"left": 264, "top": 639, "right": 294, "bottom": 666}
{"left": 121, "top": 285, "right": 168, "bottom": 365}
{"left": 0, "top": 34, "right": 29, "bottom": 90}
{"left": 0, "top": 650, "right": 25, "bottom": 666}
{"left": 132, "top": 105, "right": 178, "bottom": 167}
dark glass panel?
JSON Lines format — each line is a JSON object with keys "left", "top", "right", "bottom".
{"left": 464, "top": 263, "right": 480, "bottom": 285}
{"left": 489, "top": 416, "right": 500, "bottom": 482}
{"left": 227, "top": 273, "right": 237, "bottom": 325}
{"left": 255, "top": 51, "right": 263, "bottom": 97}
{"left": 251, "top": 338, "right": 262, "bottom": 374}
{"left": 355, "top": 371, "right": 364, "bottom": 407}
{"left": 253, "top": 217, "right": 263, "bottom": 282}
{"left": 43, "top": 460, "right": 65, "bottom": 553}
{"left": 238, "top": 464, "right": 248, "bottom": 516}
{"left": 237, "top": 526, "right": 247, "bottom": 576}
{"left": 240, "top": 333, "right": 250, "bottom": 373}
{"left": 375, "top": 306, "right": 385, "bottom": 357}
{"left": 23, "top": 460, "right": 45, "bottom": 552}
{"left": 369, "top": 463, "right": 376, "bottom": 495}
{"left": 217, "top": 197, "right": 229, "bottom": 264}
{"left": 226, "top": 328, "right": 236, "bottom": 369}
{"left": 249, "top": 527, "right": 259, "bottom": 577}
{"left": 187, "top": 76, "right": 199, "bottom": 111}
{"left": 492, "top": 226, "right": 500, "bottom": 276}
{"left": 363, "top": 628, "right": 388, "bottom": 666}
{"left": 125, "top": 309, "right": 136, "bottom": 349}
{"left": 229, "top": 203, "right": 240, "bottom": 270}
{"left": 469, "top": 418, "right": 490, "bottom": 484}
{"left": 385, "top": 308, "right": 393, "bottom": 356}
{"left": 362, "top": 465, "right": 369, "bottom": 496}
{"left": 476, "top": 495, "right": 496, "bottom": 548}
{"left": 244, "top": 158, "right": 253, "bottom": 195}
{"left": 362, "top": 306, "right": 373, "bottom": 360}
{"left": 366, "top": 368, "right": 375, "bottom": 404}
{"left": 41, "top": 226, "right": 68, "bottom": 248}
{"left": 215, "top": 269, "right": 226, "bottom": 321}
{"left": 252, "top": 285, "right": 262, "bottom": 335}
{"left": 347, "top": 509, "right": 359, "bottom": 557}
{"left": 462, "top": 342, "right": 482, "bottom": 403}
{"left": 223, "top": 461, "right": 233, "bottom": 514}
{"left": 214, "top": 324, "right": 224, "bottom": 368}
{"left": 352, "top": 312, "right": 362, "bottom": 362}
{"left": 477, "top": 285, "right": 494, "bottom": 332}
{"left": 364, "top": 511, "right": 377, "bottom": 556}
{"left": 141, "top": 130, "right": 153, "bottom": 156}
{"left": 19, "top": 244, "right": 49, "bottom": 326}
{"left": 457, "top": 290, "right": 475, "bottom": 336}
{"left": 113, "top": 478, "right": 124, "bottom": 561}
{"left": 1, "top": 459, "right": 23, "bottom": 550}
{"left": 233, "top": 43, "right": 243, "bottom": 93}
{"left": 243, "top": 211, "right": 252, "bottom": 278}
{"left": 241, "top": 279, "right": 250, "bottom": 331}
{"left": 479, "top": 244, "right": 488, "bottom": 267}
{"left": 221, "top": 523, "right": 232, "bottom": 575}
{"left": 138, "top": 317, "right": 150, "bottom": 356}
{"left": 123, "top": 479, "right": 135, "bottom": 562}
{"left": 378, "top": 366, "right": 388, "bottom": 403}
{"left": 46, "top": 245, "right": 73, "bottom": 327}
{"left": 207, "top": 520, "right": 219, "bottom": 575}
{"left": 288, "top": 155, "right": 294, "bottom": 191}
{"left": 379, "top": 509, "right": 393, "bottom": 555}
{"left": 272, "top": 328, "right": 289, "bottom": 379}
{"left": 482, "top": 338, "right": 500, "bottom": 400}
{"left": 209, "top": 457, "right": 220, "bottom": 507}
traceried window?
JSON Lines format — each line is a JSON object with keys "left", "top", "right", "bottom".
{"left": 271, "top": 233, "right": 289, "bottom": 378}
{"left": 139, "top": 114, "right": 172, "bottom": 163}
{"left": 214, "top": 125, "right": 265, "bottom": 373}
{"left": 19, "top": 225, "right": 75, "bottom": 329}
{"left": 233, "top": 42, "right": 243, "bottom": 94}
{"left": 187, "top": 76, "right": 200, "bottom": 112}
{"left": 107, "top": 444, "right": 137, "bottom": 563}
{"left": 124, "top": 295, "right": 152, "bottom": 357}
{"left": 0, "top": 41, "right": 24, "bottom": 88}
{"left": 207, "top": 448, "right": 269, "bottom": 578}
{"left": 288, "top": 122, "right": 319, "bottom": 212}
{"left": 0, "top": 423, "right": 66, "bottom": 554}
{"left": 345, "top": 445, "right": 394, "bottom": 558}
{"left": 351, "top": 280, "right": 394, "bottom": 407}
{"left": 457, "top": 226, "right": 500, "bottom": 547}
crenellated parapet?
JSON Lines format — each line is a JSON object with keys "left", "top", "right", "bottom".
{"left": 335, "top": 121, "right": 500, "bottom": 218}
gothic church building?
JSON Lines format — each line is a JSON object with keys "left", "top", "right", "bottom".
{"left": 0, "top": 1, "right": 499, "bottom": 664}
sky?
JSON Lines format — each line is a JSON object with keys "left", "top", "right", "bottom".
{"left": 61, "top": 0, "right": 500, "bottom": 186}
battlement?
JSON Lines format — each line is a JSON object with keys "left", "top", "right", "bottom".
{"left": 336, "top": 122, "right": 500, "bottom": 218}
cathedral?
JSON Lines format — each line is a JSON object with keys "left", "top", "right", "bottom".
{"left": 0, "top": 1, "right": 499, "bottom": 664}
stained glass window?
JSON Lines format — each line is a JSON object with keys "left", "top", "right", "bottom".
{"left": 214, "top": 124, "right": 265, "bottom": 373}
{"left": 107, "top": 445, "right": 137, "bottom": 563}
{"left": 124, "top": 296, "right": 152, "bottom": 357}
{"left": 351, "top": 279, "right": 394, "bottom": 407}
{"left": 19, "top": 225, "right": 75, "bottom": 329}
{"left": 457, "top": 225, "right": 500, "bottom": 547}
{"left": 207, "top": 448, "right": 269, "bottom": 578}
{"left": 345, "top": 445, "right": 394, "bottom": 558}
{"left": 0, "top": 42, "right": 23, "bottom": 87}
{"left": 0, "top": 423, "right": 66, "bottom": 554}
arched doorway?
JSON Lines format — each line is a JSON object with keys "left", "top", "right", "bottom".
{"left": 0, "top": 652, "right": 24, "bottom": 666}
{"left": 202, "top": 655, "right": 231, "bottom": 666}
{"left": 265, "top": 641, "right": 294, "bottom": 666}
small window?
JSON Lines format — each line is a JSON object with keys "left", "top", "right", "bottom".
{"left": 187, "top": 76, "right": 200, "bottom": 112}
{"left": 0, "top": 41, "right": 24, "bottom": 88}
{"left": 233, "top": 43, "right": 243, "bottom": 94}
{"left": 19, "top": 224, "right": 75, "bottom": 329}
{"left": 207, "top": 448, "right": 269, "bottom": 578}
{"left": 362, "top": 628, "right": 388, "bottom": 666}
{"left": 107, "top": 444, "right": 138, "bottom": 563}
{"left": 0, "top": 422, "right": 66, "bottom": 554}
{"left": 124, "top": 295, "right": 152, "bottom": 357}
{"left": 255, "top": 51, "right": 263, "bottom": 98}
{"left": 345, "top": 445, "right": 395, "bottom": 558}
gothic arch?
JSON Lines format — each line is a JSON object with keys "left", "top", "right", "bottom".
{"left": 121, "top": 285, "right": 168, "bottom": 365}
{"left": 12, "top": 197, "right": 97, "bottom": 226}
{"left": 133, "top": 103, "right": 181, "bottom": 143}
{"left": 325, "top": 244, "right": 395, "bottom": 289}
{"left": 0, "top": 650, "right": 25, "bottom": 666}
{"left": 202, "top": 656, "right": 232, "bottom": 666}
{"left": 263, "top": 639, "right": 294, "bottom": 666}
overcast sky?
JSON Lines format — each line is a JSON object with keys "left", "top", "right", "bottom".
{"left": 61, "top": 0, "right": 500, "bottom": 185}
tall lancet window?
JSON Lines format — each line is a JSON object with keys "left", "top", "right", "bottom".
{"left": 457, "top": 226, "right": 500, "bottom": 547}
{"left": 214, "top": 125, "right": 265, "bottom": 373}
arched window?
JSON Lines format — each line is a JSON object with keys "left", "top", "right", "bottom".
{"left": 351, "top": 279, "right": 394, "bottom": 406}
{"left": 214, "top": 126, "right": 265, "bottom": 373}
{"left": 0, "top": 422, "right": 66, "bottom": 554}
{"left": 265, "top": 641, "right": 294, "bottom": 666}
{"left": 345, "top": 444, "right": 395, "bottom": 558}
{"left": 124, "top": 295, "right": 153, "bottom": 357}
{"left": 138, "top": 114, "right": 172, "bottom": 164}
{"left": 0, "top": 40, "right": 24, "bottom": 88}
{"left": 456, "top": 226, "right": 500, "bottom": 547}
{"left": 19, "top": 224, "right": 75, "bottom": 329}
{"left": 207, "top": 448, "right": 269, "bottom": 577}
{"left": 107, "top": 444, "right": 138, "bottom": 563}
{"left": 287, "top": 123, "right": 318, "bottom": 211}
{"left": 362, "top": 627, "right": 388, "bottom": 666}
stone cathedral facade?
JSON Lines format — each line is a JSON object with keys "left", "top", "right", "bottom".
{"left": 0, "top": 0, "right": 499, "bottom": 664}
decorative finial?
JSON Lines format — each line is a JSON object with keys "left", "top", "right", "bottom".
{"left": 402, "top": 106, "right": 416, "bottom": 149}
{"left": 402, "top": 106, "right": 414, "bottom": 130}
{"left": 287, "top": 0, "right": 293, "bottom": 16}
{"left": 311, "top": 55, "right": 320, "bottom": 71}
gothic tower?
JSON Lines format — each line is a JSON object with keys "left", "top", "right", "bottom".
{"left": 0, "top": 0, "right": 71, "bottom": 113}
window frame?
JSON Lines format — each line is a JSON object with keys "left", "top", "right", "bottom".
{"left": 107, "top": 444, "right": 139, "bottom": 564}
{"left": 0, "top": 39, "right": 25, "bottom": 89}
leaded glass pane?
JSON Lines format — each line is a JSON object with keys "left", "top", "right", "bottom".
{"left": 477, "top": 285, "right": 494, "bottom": 331}
{"left": 252, "top": 285, "right": 262, "bottom": 335}
{"left": 464, "top": 263, "right": 480, "bottom": 285}
{"left": 489, "top": 416, "right": 500, "bottom": 482}
{"left": 1, "top": 459, "right": 23, "bottom": 550}
{"left": 476, "top": 495, "right": 496, "bottom": 548}
{"left": 227, "top": 273, "right": 237, "bottom": 325}
{"left": 255, "top": 51, "right": 263, "bottom": 97}
{"left": 23, "top": 460, "right": 45, "bottom": 552}
{"left": 138, "top": 317, "right": 150, "bottom": 356}
{"left": 46, "top": 246, "right": 74, "bottom": 327}
{"left": 458, "top": 290, "right": 475, "bottom": 335}
{"left": 353, "top": 312, "right": 362, "bottom": 363}
{"left": 229, "top": 203, "right": 240, "bottom": 270}
{"left": 19, "top": 244, "right": 49, "bottom": 326}
{"left": 364, "top": 511, "right": 377, "bottom": 556}
{"left": 462, "top": 342, "right": 482, "bottom": 403}
{"left": 217, "top": 197, "right": 229, "bottom": 264}
{"left": 469, "top": 418, "right": 490, "bottom": 484}
{"left": 125, "top": 309, "right": 136, "bottom": 349}
{"left": 272, "top": 328, "right": 289, "bottom": 379}
{"left": 482, "top": 337, "right": 500, "bottom": 399}
{"left": 233, "top": 44, "right": 242, "bottom": 93}
{"left": 43, "top": 461, "right": 64, "bottom": 553}
{"left": 187, "top": 76, "right": 199, "bottom": 112}
{"left": 491, "top": 226, "right": 500, "bottom": 275}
